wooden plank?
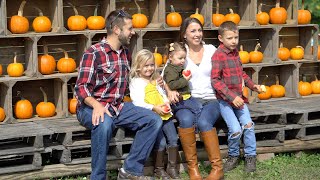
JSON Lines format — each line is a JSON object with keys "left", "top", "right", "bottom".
{"left": 0, "top": 122, "right": 53, "bottom": 139}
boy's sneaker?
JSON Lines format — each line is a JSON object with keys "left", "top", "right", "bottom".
{"left": 223, "top": 156, "right": 240, "bottom": 172}
{"left": 244, "top": 156, "right": 256, "bottom": 172}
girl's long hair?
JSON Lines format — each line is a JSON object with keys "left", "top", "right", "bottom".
{"left": 130, "top": 49, "right": 159, "bottom": 81}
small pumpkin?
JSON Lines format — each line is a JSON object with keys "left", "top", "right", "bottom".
{"left": 298, "top": 81, "right": 312, "bottom": 96}
{"left": 68, "top": 84, "right": 77, "bottom": 114}
{"left": 318, "top": 45, "right": 320, "bottom": 60}
{"left": 15, "top": 98, "right": 33, "bottom": 119}
{"left": 258, "top": 86, "right": 272, "bottom": 100}
{"left": 123, "top": 95, "right": 132, "bottom": 102}
{"left": 190, "top": 8, "right": 204, "bottom": 25}
{"left": 0, "top": 64, "right": 2, "bottom": 76}
{"left": 256, "top": 3, "right": 269, "bottom": 25}
{"left": 278, "top": 42, "right": 290, "bottom": 61}
{"left": 166, "top": 5, "right": 182, "bottom": 27}
{"left": 243, "top": 87, "right": 250, "bottom": 98}
{"left": 225, "top": 8, "right": 241, "bottom": 25}
{"left": 38, "top": 42, "right": 56, "bottom": 75}
{"left": 32, "top": 7, "right": 52, "bottom": 33}
{"left": 87, "top": 4, "right": 106, "bottom": 30}
{"left": 290, "top": 46, "right": 304, "bottom": 60}
{"left": 36, "top": 87, "right": 56, "bottom": 118}
{"left": 270, "top": 75, "right": 286, "bottom": 98}
{"left": 269, "top": 0, "right": 287, "bottom": 24}
{"left": 249, "top": 43, "right": 263, "bottom": 63}
{"left": 67, "top": 2, "right": 87, "bottom": 31}
{"left": 55, "top": 48, "right": 77, "bottom": 73}
{"left": 9, "top": 0, "right": 29, "bottom": 34}
{"left": 311, "top": 75, "right": 320, "bottom": 94}
{"left": 132, "top": 0, "right": 148, "bottom": 28}
{"left": 154, "top": 46, "right": 163, "bottom": 67}
{"left": 7, "top": 54, "right": 24, "bottom": 77}
{"left": 298, "top": 0, "right": 311, "bottom": 25}
{"left": 239, "top": 45, "right": 249, "bottom": 64}
{"left": 0, "top": 107, "right": 5, "bottom": 122}
{"left": 212, "top": 0, "right": 226, "bottom": 27}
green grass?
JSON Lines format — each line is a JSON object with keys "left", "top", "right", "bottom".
{"left": 53, "top": 152, "right": 320, "bottom": 180}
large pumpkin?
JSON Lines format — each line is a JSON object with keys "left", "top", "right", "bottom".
{"left": 290, "top": 46, "right": 304, "bottom": 60}
{"left": 154, "top": 46, "right": 163, "bottom": 67}
{"left": 298, "top": 80, "right": 312, "bottom": 96}
{"left": 7, "top": 55, "right": 24, "bottom": 77}
{"left": 256, "top": 3, "right": 269, "bottom": 25}
{"left": 36, "top": 87, "right": 56, "bottom": 118}
{"left": 38, "top": 42, "right": 56, "bottom": 75}
{"left": 87, "top": 4, "right": 106, "bottom": 30}
{"left": 68, "top": 84, "right": 77, "bottom": 114}
{"left": 67, "top": 3, "right": 87, "bottom": 31}
{"left": 166, "top": 5, "right": 182, "bottom": 27}
{"left": 270, "top": 75, "right": 286, "bottom": 98}
{"left": 212, "top": 0, "right": 225, "bottom": 27}
{"left": 0, "top": 64, "right": 2, "bottom": 76}
{"left": 190, "top": 8, "right": 204, "bottom": 25}
{"left": 56, "top": 48, "right": 76, "bottom": 73}
{"left": 0, "top": 107, "right": 5, "bottom": 122}
{"left": 239, "top": 45, "right": 249, "bottom": 64}
{"left": 278, "top": 42, "right": 290, "bottom": 61}
{"left": 269, "top": 0, "right": 287, "bottom": 24}
{"left": 298, "top": 0, "right": 311, "bottom": 25}
{"left": 225, "top": 8, "right": 241, "bottom": 25}
{"left": 311, "top": 75, "right": 320, "bottom": 94}
{"left": 258, "top": 86, "right": 272, "bottom": 100}
{"left": 32, "top": 7, "right": 52, "bottom": 33}
{"left": 249, "top": 43, "right": 263, "bottom": 63}
{"left": 15, "top": 99, "right": 33, "bottom": 119}
{"left": 9, "top": 0, "right": 29, "bottom": 34}
{"left": 132, "top": 0, "right": 148, "bottom": 28}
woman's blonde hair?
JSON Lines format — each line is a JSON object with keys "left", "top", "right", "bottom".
{"left": 130, "top": 49, "right": 159, "bottom": 81}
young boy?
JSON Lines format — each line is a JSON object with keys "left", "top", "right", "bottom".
{"left": 211, "top": 21, "right": 263, "bottom": 173}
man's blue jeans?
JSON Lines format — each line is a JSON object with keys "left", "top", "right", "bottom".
{"left": 77, "top": 102, "right": 162, "bottom": 180}
{"left": 218, "top": 100, "right": 256, "bottom": 157}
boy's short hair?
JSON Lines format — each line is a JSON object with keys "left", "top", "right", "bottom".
{"left": 218, "top": 21, "right": 238, "bottom": 36}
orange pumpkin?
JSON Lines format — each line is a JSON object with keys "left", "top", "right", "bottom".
{"left": 0, "top": 107, "right": 5, "bottom": 122}
{"left": 68, "top": 84, "right": 77, "bottom": 114}
{"left": 311, "top": 75, "right": 320, "bottom": 94}
{"left": 249, "top": 43, "right": 263, "bottom": 63}
{"left": 162, "top": 54, "right": 168, "bottom": 64}
{"left": 318, "top": 45, "right": 320, "bottom": 60}
{"left": 298, "top": 81, "right": 312, "bottom": 96}
{"left": 7, "top": 55, "right": 24, "bottom": 77}
{"left": 87, "top": 4, "right": 106, "bottom": 30}
{"left": 166, "top": 5, "right": 182, "bottom": 27}
{"left": 258, "top": 86, "right": 272, "bottom": 100}
{"left": 154, "top": 46, "right": 163, "bottom": 67}
{"left": 190, "top": 8, "right": 204, "bottom": 25}
{"left": 32, "top": 7, "right": 52, "bottom": 33}
{"left": 290, "top": 46, "right": 304, "bottom": 60}
{"left": 278, "top": 42, "right": 290, "bottom": 61}
{"left": 270, "top": 75, "right": 286, "bottom": 98}
{"left": 132, "top": 0, "right": 148, "bottom": 28}
{"left": 225, "top": 8, "right": 241, "bottom": 25}
{"left": 123, "top": 95, "right": 132, "bottom": 102}
{"left": 56, "top": 48, "right": 77, "bottom": 73}
{"left": 36, "top": 87, "right": 56, "bottom": 118}
{"left": 15, "top": 99, "right": 33, "bottom": 119}
{"left": 0, "top": 64, "right": 2, "bottom": 76}
{"left": 298, "top": 0, "right": 311, "bottom": 25}
{"left": 256, "top": 3, "right": 269, "bottom": 25}
{"left": 212, "top": 0, "right": 226, "bottom": 27}
{"left": 243, "top": 87, "right": 250, "bottom": 98}
{"left": 38, "top": 42, "right": 56, "bottom": 75}
{"left": 239, "top": 45, "right": 249, "bottom": 64}
{"left": 9, "top": 0, "right": 29, "bottom": 34}
{"left": 269, "top": 0, "right": 287, "bottom": 24}
{"left": 67, "top": 3, "right": 87, "bottom": 31}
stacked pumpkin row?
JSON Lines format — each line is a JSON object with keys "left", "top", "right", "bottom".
{"left": 298, "top": 75, "right": 320, "bottom": 96}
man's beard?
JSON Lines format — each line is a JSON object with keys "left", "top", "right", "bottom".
{"left": 119, "top": 32, "right": 130, "bottom": 46}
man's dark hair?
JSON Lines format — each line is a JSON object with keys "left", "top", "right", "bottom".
{"left": 106, "top": 9, "right": 132, "bottom": 34}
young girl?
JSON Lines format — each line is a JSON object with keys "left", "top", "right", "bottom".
{"left": 129, "top": 49, "right": 180, "bottom": 179}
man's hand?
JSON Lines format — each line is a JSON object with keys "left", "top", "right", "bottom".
{"left": 232, "top": 96, "right": 244, "bottom": 108}
{"left": 253, "top": 85, "right": 264, "bottom": 93}
{"left": 91, "top": 102, "right": 112, "bottom": 126}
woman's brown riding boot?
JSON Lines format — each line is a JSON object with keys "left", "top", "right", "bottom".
{"left": 178, "top": 127, "right": 202, "bottom": 180}
{"left": 201, "top": 128, "right": 224, "bottom": 180}
{"left": 166, "top": 146, "right": 181, "bottom": 179}
{"left": 154, "top": 150, "right": 170, "bottom": 180}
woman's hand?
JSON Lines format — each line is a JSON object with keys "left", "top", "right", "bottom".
{"left": 167, "top": 90, "right": 180, "bottom": 104}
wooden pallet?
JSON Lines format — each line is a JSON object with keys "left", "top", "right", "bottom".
{"left": 300, "top": 121, "right": 320, "bottom": 140}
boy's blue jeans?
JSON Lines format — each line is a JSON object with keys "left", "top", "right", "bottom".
{"left": 153, "top": 119, "right": 178, "bottom": 151}
{"left": 76, "top": 102, "right": 162, "bottom": 180}
{"left": 218, "top": 100, "right": 256, "bottom": 157}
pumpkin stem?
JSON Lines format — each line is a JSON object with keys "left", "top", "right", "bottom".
{"left": 275, "top": 0, "right": 280, "bottom": 8}
{"left": 154, "top": 46, "right": 158, "bottom": 53}
{"left": 254, "top": 43, "right": 261, "bottom": 51}
{"left": 54, "top": 48, "right": 69, "bottom": 59}
{"left": 34, "top": 6, "right": 44, "bottom": 17}
{"left": 13, "top": 54, "right": 18, "bottom": 64}
{"left": 240, "top": 45, "right": 244, "bottom": 51}
{"left": 258, "top": 3, "right": 263, "bottom": 14}
{"left": 301, "top": 0, "right": 305, "bottom": 10}
{"left": 93, "top": 3, "right": 99, "bottom": 16}
{"left": 70, "top": 83, "right": 75, "bottom": 98}
{"left": 275, "top": 75, "right": 280, "bottom": 85}
{"left": 68, "top": 2, "right": 79, "bottom": 16}
{"left": 296, "top": 46, "right": 304, "bottom": 51}
{"left": 134, "top": 0, "right": 141, "bottom": 14}
{"left": 215, "top": 0, "right": 220, "bottom": 14}
{"left": 279, "top": 42, "right": 283, "bottom": 48}
{"left": 302, "top": 74, "right": 307, "bottom": 82}
{"left": 18, "top": 0, "right": 27, "bottom": 16}
{"left": 195, "top": 8, "right": 199, "bottom": 14}
{"left": 170, "top": 5, "right": 176, "bottom": 13}
{"left": 43, "top": 41, "right": 49, "bottom": 55}
{"left": 261, "top": 75, "right": 269, "bottom": 85}
{"left": 40, "top": 87, "right": 48, "bottom": 103}
{"left": 314, "top": 74, "right": 318, "bottom": 81}
{"left": 229, "top": 8, "right": 234, "bottom": 14}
